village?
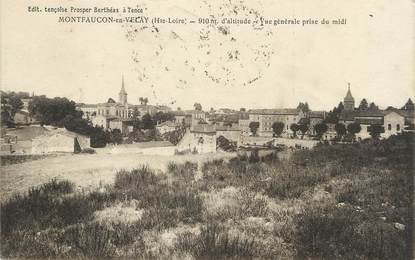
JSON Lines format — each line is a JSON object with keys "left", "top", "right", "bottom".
{"left": 1, "top": 78, "right": 414, "bottom": 156}
{"left": 1, "top": 80, "right": 413, "bottom": 260}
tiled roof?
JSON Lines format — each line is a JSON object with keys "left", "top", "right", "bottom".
{"left": 355, "top": 118, "right": 383, "bottom": 125}
{"left": 190, "top": 124, "right": 216, "bottom": 133}
{"left": 216, "top": 125, "right": 240, "bottom": 131}
{"left": 339, "top": 110, "right": 384, "bottom": 121}
{"left": 156, "top": 121, "right": 178, "bottom": 127}
{"left": 248, "top": 108, "right": 301, "bottom": 115}
{"left": 309, "top": 111, "right": 326, "bottom": 118}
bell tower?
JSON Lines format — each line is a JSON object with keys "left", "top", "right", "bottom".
{"left": 344, "top": 83, "right": 355, "bottom": 111}
{"left": 118, "top": 75, "right": 128, "bottom": 105}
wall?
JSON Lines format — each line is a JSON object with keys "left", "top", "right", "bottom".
{"left": 382, "top": 112, "right": 404, "bottom": 138}
{"left": 216, "top": 130, "right": 240, "bottom": 144}
{"left": 177, "top": 130, "right": 216, "bottom": 154}
{"left": 32, "top": 134, "right": 74, "bottom": 154}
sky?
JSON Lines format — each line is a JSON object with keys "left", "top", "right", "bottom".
{"left": 1, "top": 0, "right": 414, "bottom": 111}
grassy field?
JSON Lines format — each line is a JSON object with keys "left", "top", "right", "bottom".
{"left": 0, "top": 151, "right": 236, "bottom": 203}
{"left": 0, "top": 133, "right": 413, "bottom": 259}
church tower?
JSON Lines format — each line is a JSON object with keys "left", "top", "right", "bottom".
{"left": 344, "top": 83, "right": 355, "bottom": 111}
{"left": 118, "top": 75, "right": 128, "bottom": 105}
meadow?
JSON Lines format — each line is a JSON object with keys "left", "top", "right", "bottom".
{"left": 0, "top": 133, "right": 413, "bottom": 259}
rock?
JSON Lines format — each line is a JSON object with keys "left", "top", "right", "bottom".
{"left": 394, "top": 222, "right": 405, "bottom": 231}
{"left": 336, "top": 202, "right": 346, "bottom": 207}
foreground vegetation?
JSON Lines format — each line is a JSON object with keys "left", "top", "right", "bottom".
{"left": 1, "top": 133, "right": 413, "bottom": 259}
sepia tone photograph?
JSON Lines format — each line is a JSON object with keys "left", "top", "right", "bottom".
{"left": 1, "top": 0, "right": 414, "bottom": 259}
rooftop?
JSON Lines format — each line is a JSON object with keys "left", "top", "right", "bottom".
{"left": 248, "top": 108, "right": 301, "bottom": 115}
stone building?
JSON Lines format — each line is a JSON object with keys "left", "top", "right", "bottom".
{"left": 247, "top": 108, "right": 305, "bottom": 137}
{"left": 177, "top": 124, "right": 216, "bottom": 153}
{"left": 32, "top": 128, "right": 90, "bottom": 154}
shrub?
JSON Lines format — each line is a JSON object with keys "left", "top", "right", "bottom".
{"left": 80, "top": 148, "right": 96, "bottom": 154}
{"left": 114, "top": 166, "right": 162, "bottom": 192}
{"left": 63, "top": 222, "right": 116, "bottom": 257}
{"left": 167, "top": 161, "right": 197, "bottom": 182}
{"left": 294, "top": 204, "right": 410, "bottom": 259}
{"left": 178, "top": 221, "right": 258, "bottom": 258}
{"left": 0, "top": 180, "right": 110, "bottom": 236}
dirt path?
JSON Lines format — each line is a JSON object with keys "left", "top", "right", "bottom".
{"left": 0, "top": 152, "right": 236, "bottom": 202}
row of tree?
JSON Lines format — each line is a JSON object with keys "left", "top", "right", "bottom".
{"left": 249, "top": 120, "right": 383, "bottom": 141}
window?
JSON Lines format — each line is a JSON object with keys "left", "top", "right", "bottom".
{"left": 388, "top": 124, "right": 391, "bottom": 130}
{"left": 397, "top": 124, "right": 400, "bottom": 131}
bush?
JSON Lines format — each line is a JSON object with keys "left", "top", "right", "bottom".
{"left": 0, "top": 179, "right": 110, "bottom": 236}
{"left": 63, "top": 222, "right": 116, "bottom": 257}
{"left": 80, "top": 148, "right": 95, "bottom": 154}
{"left": 294, "top": 204, "right": 410, "bottom": 259}
{"left": 167, "top": 161, "right": 197, "bottom": 182}
{"left": 177, "top": 221, "right": 258, "bottom": 258}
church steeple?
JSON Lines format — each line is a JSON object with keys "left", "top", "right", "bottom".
{"left": 344, "top": 83, "right": 355, "bottom": 111}
{"left": 118, "top": 75, "right": 128, "bottom": 105}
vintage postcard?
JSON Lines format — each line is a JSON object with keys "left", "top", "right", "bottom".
{"left": 1, "top": 0, "right": 414, "bottom": 259}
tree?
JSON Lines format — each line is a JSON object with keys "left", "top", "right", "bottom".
{"left": 8, "top": 96, "right": 23, "bottom": 117}
{"left": 141, "top": 113, "right": 154, "bottom": 129}
{"left": 290, "top": 123, "right": 300, "bottom": 137}
{"left": 249, "top": 121, "right": 260, "bottom": 136}
{"left": 335, "top": 123, "right": 347, "bottom": 140}
{"left": 401, "top": 98, "right": 414, "bottom": 110}
{"left": 1, "top": 110, "right": 14, "bottom": 128}
{"left": 299, "top": 123, "right": 309, "bottom": 139}
{"left": 90, "top": 127, "right": 107, "bottom": 148}
{"left": 139, "top": 97, "right": 149, "bottom": 105}
{"left": 368, "top": 102, "right": 379, "bottom": 111}
{"left": 358, "top": 99, "right": 369, "bottom": 111}
{"left": 194, "top": 103, "right": 202, "bottom": 111}
{"left": 272, "top": 122, "right": 284, "bottom": 137}
{"left": 368, "top": 124, "right": 385, "bottom": 139}
{"left": 240, "top": 108, "right": 246, "bottom": 112}
{"left": 29, "top": 96, "right": 81, "bottom": 126}
{"left": 325, "top": 102, "right": 344, "bottom": 124}
{"left": 314, "top": 123, "right": 328, "bottom": 138}
{"left": 153, "top": 111, "right": 174, "bottom": 125}
{"left": 111, "top": 129, "right": 123, "bottom": 144}
{"left": 297, "top": 102, "right": 310, "bottom": 113}
{"left": 347, "top": 122, "right": 361, "bottom": 138}
{"left": 62, "top": 115, "right": 107, "bottom": 148}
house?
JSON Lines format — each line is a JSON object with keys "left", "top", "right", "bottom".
{"left": 32, "top": 128, "right": 90, "bottom": 154}
{"left": 173, "top": 111, "right": 187, "bottom": 125}
{"left": 238, "top": 113, "right": 251, "bottom": 136}
{"left": 216, "top": 125, "right": 241, "bottom": 144}
{"left": 76, "top": 103, "right": 98, "bottom": 119}
{"left": 338, "top": 109, "right": 405, "bottom": 140}
{"left": 109, "top": 118, "right": 134, "bottom": 135}
{"left": 308, "top": 111, "right": 327, "bottom": 136}
{"left": 188, "top": 110, "right": 207, "bottom": 126}
{"left": 322, "top": 123, "right": 337, "bottom": 141}
{"left": 92, "top": 115, "right": 118, "bottom": 129}
{"left": 156, "top": 121, "right": 180, "bottom": 135}
{"left": 177, "top": 124, "right": 216, "bottom": 154}
{"left": 13, "top": 110, "right": 37, "bottom": 125}
{"left": 247, "top": 108, "right": 305, "bottom": 137}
